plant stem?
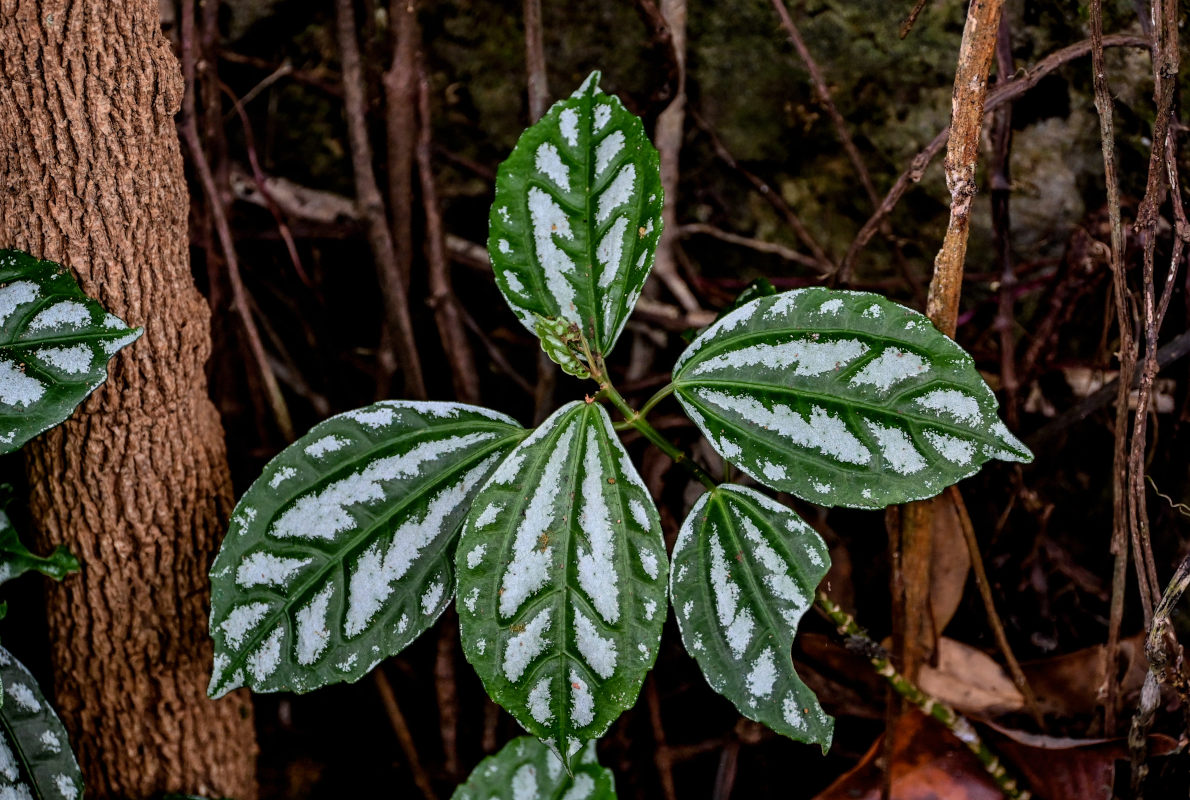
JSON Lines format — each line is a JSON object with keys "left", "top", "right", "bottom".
{"left": 816, "top": 592, "right": 1032, "bottom": 800}
{"left": 598, "top": 380, "right": 716, "bottom": 490}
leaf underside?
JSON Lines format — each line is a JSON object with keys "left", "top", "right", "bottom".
{"left": 673, "top": 288, "right": 1032, "bottom": 509}
{"left": 488, "top": 71, "right": 663, "bottom": 358}
{"left": 0, "top": 250, "right": 142, "bottom": 454}
{"left": 208, "top": 401, "right": 526, "bottom": 697}
{"left": 671, "top": 484, "right": 833, "bottom": 749}
{"left": 0, "top": 645, "right": 83, "bottom": 800}
{"left": 456, "top": 401, "right": 667, "bottom": 769}
{"left": 451, "top": 736, "right": 616, "bottom": 800}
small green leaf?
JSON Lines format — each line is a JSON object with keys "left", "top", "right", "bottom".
{"left": 0, "top": 504, "right": 79, "bottom": 585}
{"left": 672, "top": 287, "right": 1032, "bottom": 509}
{"left": 457, "top": 402, "right": 667, "bottom": 768}
{"left": 671, "top": 484, "right": 833, "bottom": 749}
{"left": 534, "top": 316, "right": 591, "bottom": 380}
{"left": 0, "top": 645, "right": 84, "bottom": 800}
{"left": 209, "top": 401, "right": 526, "bottom": 697}
{"left": 489, "top": 71, "right": 663, "bottom": 358}
{"left": 452, "top": 736, "right": 616, "bottom": 800}
{"left": 0, "top": 250, "right": 142, "bottom": 453}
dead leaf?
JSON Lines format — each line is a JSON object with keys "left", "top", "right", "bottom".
{"left": 918, "top": 637, "right": 1025, "bottom": 716}
{"left": 931, "top": 492, "right": 971, "bottom": 633}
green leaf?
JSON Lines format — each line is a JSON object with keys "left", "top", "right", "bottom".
{"left": 0, "top": 504, "right": 79, "bottom": 586}
{"left": 452, "top": 736, "right": 616, "bottom": 800}
{"left": 0, "top": 645, "right": 84, "bottom": 800}
{"left": 672, "top": 287, "right": 1032, "bottom": 509}
{"left": 534, "top": 316, "right": 591, "bottom": 380}
{"left": 0, "top": 250, "right": 142, "bottom": 453}
{"left": 208, "top": 401, "right": 526, "bottom": 697}
{"left": 457, "top": 401, "right": 667, "bottom": 768}
{"left": 488, "top": 71, "right": 663, "bottom": 359}
{"left": 671, "top": 484, "right": 833, "bottom": 749}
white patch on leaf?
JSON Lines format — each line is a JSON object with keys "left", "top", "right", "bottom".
{"left": 221, "top": 601, "right": 270, "bottom": 649}
{"left": 273, "top": 432, "right": 496, "bottom": 540}
{"left": 247, "top": 624, "right": 284, "bottom": 681}
{"left": 269, "top": 466, "right": 297, "bottom": 488}
{"left": 695, "top": 389, "right": 870, "bottom": 466}
{"left": 529, "top": 677, "right": 554, "bottom": 724}
{"left": 535, "top": 142, "right": 570, "bottom": 191}
{"left": 502, "top": 607, "right": 552, "bottom": 682}
{"left": 559, "top": 108, "right": 580, "bottom": 147}
{"left": 595, "top": 217, "right": 628, "bottom": 289}
{"left": 421, "top": 579, "right": 446, "bottom": 615}
{"left": 305, "top": 435, "right": 348, "bottom": 458}
{"left": 689, "top": 338, "right": 867, "bottom": 378}
{"left": 746, "top": 648, "right": 777, "bottom": 698}
{"left": 596, "top": 164, "right": 635, "bottom": 224}
{"left": 576, "top": 426, "right": 619, "bottom": 624}
{"left": 924, "top": 429, "right": 975, "bottom": 464}
{"left": 499, "top": 420, "right": 577, "bottom": 617}
{"left": 850, "top": 348, "right": 927, "bottom": 392}
{"left": 709, "top": 533, "right": 754, "bottom": 658}
{"left": 866, "top": 420, "right": 926, "bottom": 475}
{"left": 595, "top": 130, "right": 625, "bottom": 176}
{"left": 29, "top": 300, "right": 89, "bottom": 331}
{"left": 236, "top": 551, "right": 311, "bottom": 588}
{"left": 573, "top": 604, "right": 617, "bottom": 679}
{"left": 295, "top": 583, "right": 334, "bottom": 665}
{"left": 570, "top": 669, "right": 595, "bottom": 726}
{"left": 0, "top": 360, "right": 45, "bottom": 407}
{"left": 0, "top": 281, "right": 38, "bottom": 325}
{"left": 35, "top": 344, "right": 93, "bottom": 374}
{"left": 527, "top": 187, "right": 578, "bottom": 321}
{"left": 915, "top": 389, "right": 981, "bottom": 424}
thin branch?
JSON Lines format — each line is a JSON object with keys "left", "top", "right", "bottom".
{"left": 334, "top": 0, "right": 427, "bottom": 399}
{"left": 373, "top": 669, "right": 440, "bottom": 800}
{"left": 417, "top": 62, "right": 481, "bottom": 403}
{"left": 817, "top": 593, "right": 1032, "bottom": 800}
{"left": 385, "top": 0, "right": 419, "bottom": 293}
{"left": 926, "top": 0, "right": 1005, "bottom": 337}
{"left": 179, "top": 0, "right": 294, "bottom": 441}
{"left": 645, "top": 677, "right": 678, "bottom": 800}
{"left": 690, "top": 107, "right": 835, "bottom": 273}
{"left": 841, "top": 33, "right": 1150, "bottom": 277}
{"left": 949, "top": 487, "right": 1044, "bottom": 728}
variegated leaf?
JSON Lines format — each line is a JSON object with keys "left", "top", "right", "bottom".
{"left": 534, "top": 316, "right": 591, "bottom": 380}
{"left": 672, "top": 288, "right": 1032, "bottom": 509}
{"left": 0, "top": 250, "right": 142, "bottom": 453}
{"left": 0, "top": 645, "right": 84, "bottom": 800}
{"left": 452, "top": 737, "right": 616, "bottom": 800}
{"left": 488, "top": 71, "right": 663, "bottom": 358}
{"left": 671, "top": 485, "right": 833, "bottom": 749}
{"left": 456, "top": 401, "right": 667, "bottom": 768}
{"left": 209, "top": 401, "right": 526, "bottom": 697}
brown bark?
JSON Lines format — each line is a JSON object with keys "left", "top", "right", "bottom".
{"left": 0, "top": 1, "right": 258, "bottom": 797}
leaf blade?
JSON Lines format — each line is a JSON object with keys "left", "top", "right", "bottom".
{"left": 671, "top": 484, "right": 833, "bottom": 749}
{"left": 208, "top": 401, "right": 526, "bottom": 697}
{"left": 0, "top": 645, "right": 84, "bottom": 800}
{"left": 451, "top": 736, "right": 616, "bottom": 800}
{"left": 456, "top": 402, "right": 667, "bottom": 768}
{"left": 489, "top": 72, "right": 663, "bottom": 358}
{"left": 673, "top": 287, "right": 1031, "bottom": 508}
{"left": 0, "top": 250, "right": 142, "bottom": 453}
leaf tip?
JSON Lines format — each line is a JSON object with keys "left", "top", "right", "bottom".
{"left": 574, "top": 70, "right": 602, "bottom": 97}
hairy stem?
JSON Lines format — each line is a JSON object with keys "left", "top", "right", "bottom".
{"left": 817, "top": 592, "right": 1032, "bottom": 800}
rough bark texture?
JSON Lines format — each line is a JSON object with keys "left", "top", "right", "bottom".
{"left": 0, "top": 1, "right": 259, "bottom": 797}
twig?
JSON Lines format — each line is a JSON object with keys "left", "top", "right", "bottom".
{"left": 677, "top": 223, "right": 821, "bottom": 268}
{"left": 990, "top": 15, "right": 1020, "bottom": 428}
{"left": 522, "top": 0, "right": 556, "bottom": 423}
{"left": 690, "top": 108, "right": 835, "bottom": 273}
{"left": 384, "top": 0, "right": 419, "bottom": 293}
{"left": 179, "top": 0, "right": 294, "bottom": 441}
{"left": 769, "top": 0, "right": 880, "bottom": 211}
{"left": 841, "top": 33, "right": 1150, "bottom": 277}
{"left": 334, "top": 0, "right": 427, "bottom": 399}
{"left": 435, "top": 610, "right": 461, "bottom": 779}
{"left": 900, "top": 0, "right": 931, "bottom": 38}
{"left": 1130, "top": 551, "right": 1190, "bottom": 797}
{"left": 949, "top": 487, "right": 1045, "bottom": 728}
{"left": 417, "top": 61, "right": 481, "bottom": 403}
{"left": 650, "top": 0, "right": 703, "bottom": 314}
{"left": 645, "top": 677, "right": 678, "bottom": 800}
{"left": 373, "top": 669, "right": 440, "bottom": 800}
{"left": 926, "top": 0, "right": 1005, "bottom": 337}
{"left": 817, "top": 593, "right": 1032, "bottom": 800}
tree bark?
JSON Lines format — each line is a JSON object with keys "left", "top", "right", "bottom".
{"left": 0, "top": 1, "right": 258, "bottom": 797}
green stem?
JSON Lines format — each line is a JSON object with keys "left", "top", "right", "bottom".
{"left": 817, "top": 591, "right": 1032, "bottom": 800}
{"left": 599, "top": 381, "right": 716, "bottom": 490}
{"left": 638, "top": 383, "right": 676, "bottom": 420}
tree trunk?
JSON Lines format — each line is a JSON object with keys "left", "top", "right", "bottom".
{"left": 0, "top": 1, "right": 258, "bottom": 797}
